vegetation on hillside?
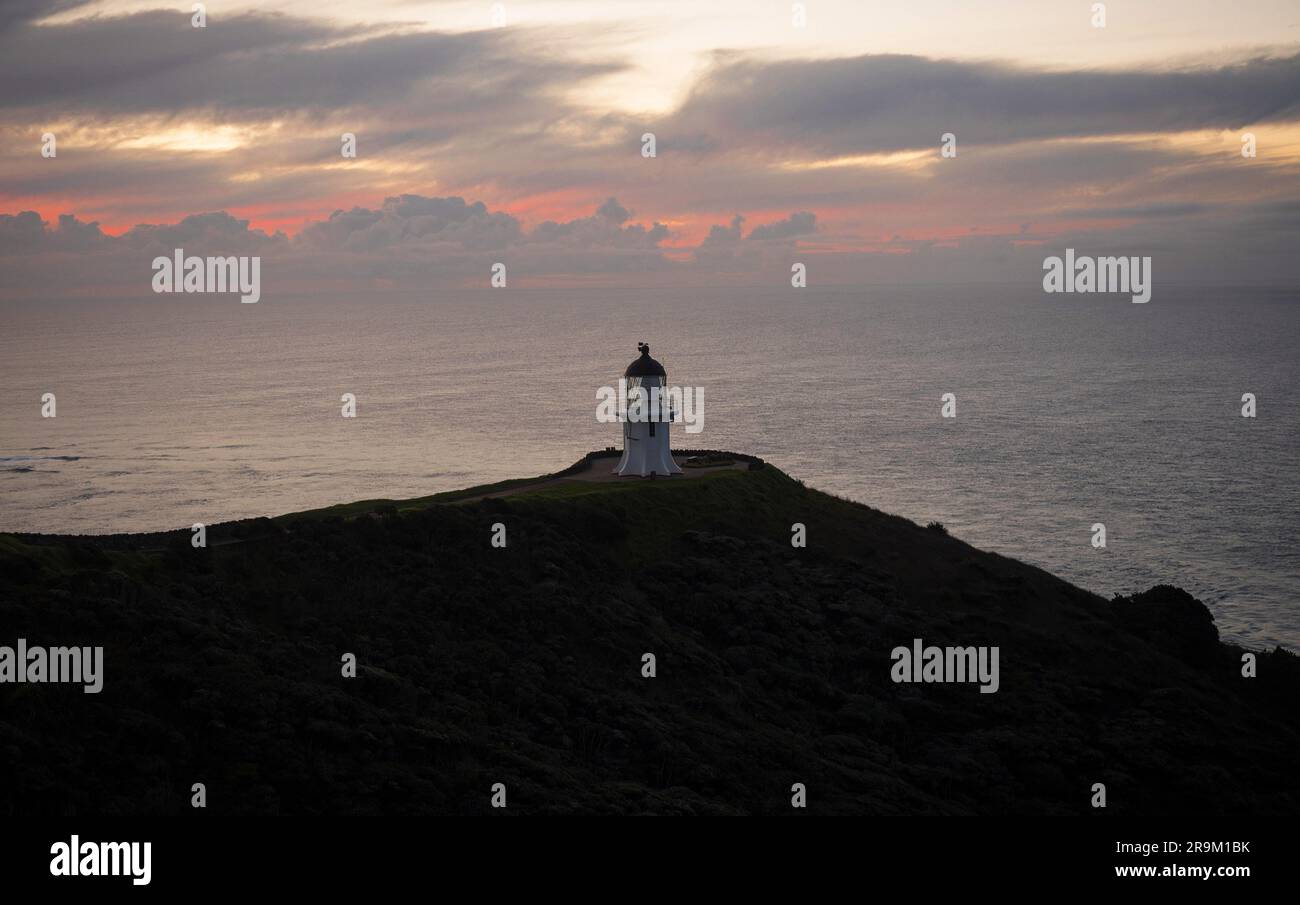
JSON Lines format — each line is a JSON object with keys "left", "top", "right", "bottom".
{"left": 1, "top": 455, "right": 1295, "bottom": 815}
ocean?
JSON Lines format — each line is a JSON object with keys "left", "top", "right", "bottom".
{"left": 2, "top": 284, "right": 1297, "bottom": 649}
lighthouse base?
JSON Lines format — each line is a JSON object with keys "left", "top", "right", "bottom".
{"left": 614, "top": 425, "right": 682, "bottom": 477}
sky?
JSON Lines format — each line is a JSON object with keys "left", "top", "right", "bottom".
{"left": 2, "top": 0, "right": 1299, "bottom": 295}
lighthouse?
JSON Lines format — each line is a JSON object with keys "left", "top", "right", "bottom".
{"left": 615, "top": 343, "right": 683, "bottom": 477}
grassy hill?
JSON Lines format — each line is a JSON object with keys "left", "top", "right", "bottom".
{"left": 1, "top": 453, "right": 1296, "bottom": 815}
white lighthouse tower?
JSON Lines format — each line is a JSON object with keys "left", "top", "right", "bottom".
{"left": 615, "top": 343, "right": 682, "bottom": 477}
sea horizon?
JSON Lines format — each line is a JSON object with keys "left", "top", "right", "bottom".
{"left": 4, "top": 283, "right": 1296, "bottom": 650}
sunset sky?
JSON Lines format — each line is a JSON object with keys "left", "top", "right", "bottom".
{"left": 2, "top": 0, "right": 1299, "bottom": 294}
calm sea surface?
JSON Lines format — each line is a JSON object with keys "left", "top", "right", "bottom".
{"left": 2, "top": 285, "right": 1297, "bottom": 649}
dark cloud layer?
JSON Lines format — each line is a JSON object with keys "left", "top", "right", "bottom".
{"left": 0, "top": 10, "right": 617, "bottom": 117}
{"left": 2, "top": 186, "right": 1297, "bottom": 297}
{"left": 661, "top": 52, "right": 1300, "bottom": 155}
{"left": 0, "top": 0, "right": 87, "bottom": 34}
{"left": 0, "top": 194, "right": 694, "bottom": 294}
{"left": 749, "top": 211, "right": 816, "bottom": 240}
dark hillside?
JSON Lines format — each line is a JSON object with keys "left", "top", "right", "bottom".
{"left": 1, "top": 455, "right": 1295, "bottom": 815}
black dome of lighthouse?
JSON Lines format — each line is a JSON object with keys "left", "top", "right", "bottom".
{"left": 624, "top": 342, "right": 666, "bottom": 378}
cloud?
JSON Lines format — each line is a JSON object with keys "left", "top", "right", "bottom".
{"left": 3, "top": 186, "right": 1298, "bottom": 298}
{"left": 748, "top": 212, "right": 816, "bottom": 240}
{"left": 596, "top": 197, "right": 630, "bottom": 224}
{"left": 0, "top": 7, "right": 636, "bottom": 231}
{"left": 700, "top": 214, "right": 744, "bottom": 247}
{"left": 118, "top": 211, "right": 287, "bottom": 254}
{"left": 660, "top": 52, "right": 1300, "bottom": 157}
{"left": 0, "top": 11, "right": 618, "bottom": 118}
{"left": 298, "top": 196, "right": 522, "bottom": 253}
{"left": 0, "top": 195, "right": 696, "bottom": 296}
{"left": 0, "top": 0, "right": 87, "bottom": 35}
{"left": 1, "top": 8, "right": 1299, "bottom": 288}
{"left": 1057, "top": 202, "right": 1212, "bottom": 220}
